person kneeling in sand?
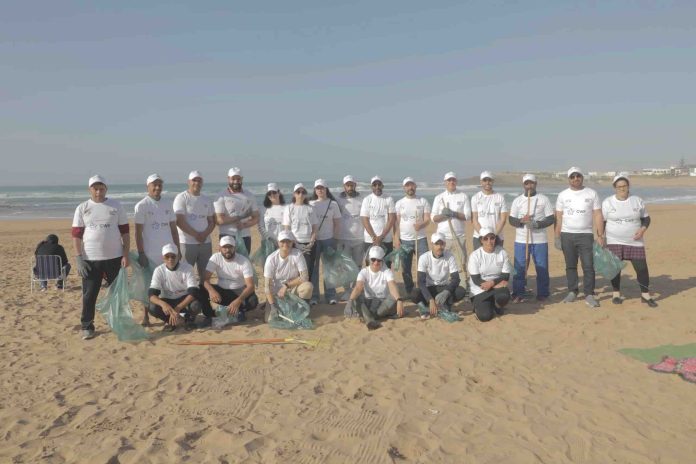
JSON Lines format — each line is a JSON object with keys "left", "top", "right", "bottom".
{"left": 263, "top": 230, "right": 313, "bottom": 322}
{"left": 148, "top": 244, "right": 202, "bottom": 331}
{"left": 411, "top": 233, "right": 467, "bottom": 319}
{"left": 202, "top": 236, "right": 258, "bottom": 325}
{"left": 346, "top": 246, "right": 404, "bottom": 330}
{"left": 467, "top": 228, "right": 512, "bottom": 321}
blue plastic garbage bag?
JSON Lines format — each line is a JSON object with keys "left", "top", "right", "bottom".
{"left": 593, "top": 242, "right": 627, "bottom": 280}
{"left": 269, "top": 293, "right": 313, "bottom": 330}
{"left": 96, "top": 268, "right": 149, "bottom": 342}
{"left": 322, "top": 247, "right": 359, "bottom": 290}
{"left": 127, "top": 251, "right": 153, "bottom": 305}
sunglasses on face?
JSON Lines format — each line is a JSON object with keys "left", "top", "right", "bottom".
{"left": 482, "top": 235, "right": 496, "bottom": 241}
{"left": 481, "top": 178, "right": 493, "bottom": 182}
{"left": 372, "top": 183, "right": 383, "bottom": 187}
{"left": 370, "top": 258, "right": 383, "bottom": 263}
{"left": 268, "top": 190, "right": 279, "bottom": 195}
{"left": 295, "top": 190, "right": 307, "bottom": 195}
{"left": 569, "top": 174, "right": 583, "bottom": 179}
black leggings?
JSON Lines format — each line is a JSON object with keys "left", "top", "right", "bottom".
{"left": 611, "top": 259, "right": 649, "bottom": 293}
{"left": 471, "top": 288, "right": 510, "bottom": 322}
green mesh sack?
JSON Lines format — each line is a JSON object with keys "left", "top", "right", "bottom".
{"left": 438, "top": 309, "right": 461, "bottom": 323}
{"left": 593, "top": 242, "right": 626, "bottom": 280}
{"left": 96, "top": 268, "right": 149, "bottom": 342}
{"left": 127, "top": 251, "right": 153, "bottom": 305}
{"left": 235, "top": 235, "right": 249, "bottom": 257}
{"left": 321, "top": 247, "right": 359, "bottom": 289}
{"left": 269, "top": 293, "right": 313, "bottom": 330}
{"left": 212, "top": 304, "right": 244, "bottom": 329}
{"left": 384, "top": 245, "right": 412, "bottom": 272}
{"left": 251, "top": 238, "right": 277, "bottom": 267}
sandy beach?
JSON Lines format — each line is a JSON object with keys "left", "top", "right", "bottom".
{"left": 2, "top": 204, "right": 696, "bottom": 463}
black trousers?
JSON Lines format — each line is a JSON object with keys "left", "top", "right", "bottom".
{"left": 471, "top": 288, "right": 510, "bottom": 322}
{"left": 611, "top": 259, "right": 650, "bottom": 293}
{"left": 148, "top": 296, "right": 203, "bottom": 323}
{"left": 81, "top": 257, "right": 122, "bottom": 331}
{"left": 200, "top": 284, "right": 258, "bottom": 318}
{"left": 410, "top": 285, "right": 467, "bottom": 306}
{"left": 560, "top": 232, "right": 595, "bottom": 295}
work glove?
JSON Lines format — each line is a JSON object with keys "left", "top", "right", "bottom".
{"left": 554, "top": 237, "right": 562, "bottom": 251}
{"left": 75, "top": 255, "right": 92, "bottom": 278}
{"left": 441, "top": 207, "right": 455, "bottom": 218}
{"left": 137, "top": 252, "right": 149, "bottom": 268}
{"left": 302, "top": 242, "right": 314, "bottom": 255}
{"left": 434, "top": 290, "right": 451, "bottom": 307}
{"left": 529, "top": 220, "right": 539, "bottom": 229}
{"left": 264, "top": 303, "right": 279, "bottom": 323}
{"left": 344, "top": 300, "right": 359, "bottom": 319}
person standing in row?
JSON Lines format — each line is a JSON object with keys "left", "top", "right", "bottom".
{"left": 173, "top": 170, "right": 215, "bottom": 285}
{"left": 214, "top": 167, "right": 259, "bottom": 253}
{"left": 336, "top": 174, "right": 365, "bottom": 303}
{"left": 472, "top": 171, "right": 508, "bottom": 250}
{"left": 258, "top": 182, "right": 286, "bottom": 245}
{"left": 602, "top": 173, "right": 657, "bottom": 307}
{"left": 283, "top": 183, "right": 318, "bottom": 281}
{"left": 360, "top": 175, "right": 396, "bottom": 260}
{"left": 72, "top": 175, "right": 130, "bottom": 340}
{"left": 555, "top": 167, "right": 604, "bottom": 308}
{"left": 309, "top": 179, "right": 342, "bottom": 305}
{"left": 508, "top": 174, "right": 555, "bottom": 302}
{"left": 394, "top": 177, "right": 431, "bottom": 295}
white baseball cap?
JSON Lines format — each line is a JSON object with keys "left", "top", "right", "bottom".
{"left": 220, "top": 236, "right": 236, "bottom": 247}
{"left": 277, "top": 230, "right": 295, "bottom": 242}
{"left": 146, "top": 173, "right": 162, "bottom": 185}
{"left": 370, "top": 175, "right": 383, "bottom": 185}
{"left": 267, "top": 182, "right": 279, "bottom": 192}
{"left": 368, "top": 246, "right": 385, "bottom": 260}
{"left": 88, "top": 175, "right": 106, "bottom": 187}
{"left": 567, "top": 167, "right": 583, "bottom": 178}
{"left": 402, "top": 176, "right": 416, "bottom": 186}
{"left": 228, "top": 167, "right": 242, "bottom": 177}
{"left": 343, "top": 175, "right": 356, "bottom": 184}
{"left": 480, "top": 171, "right": 494, "bottom": 180}
{"left": 522, "top": 173, "right": 537, "bottom": 183}
{"left": 161, "top": 243, "right": 178, "bottom": 256}
{"left": 314, "top": 179, "right": 327, "bottom": 188}
{"left": 431, "top": 232, "right": 446, "bottom": 244}
{"left": 443, "top": 171, "right": 457, "bottom": 181}
{"left": 612, "top": 172, "right": 630, "bottom": 185}
{"left": 293, "top": 183, "right": 306, "bottom": 192}
{"left": 188, "top": 170, "right": 203, "bottom": 181}
{"left": 479, "top": 227, "right": 496, "bottom": 238}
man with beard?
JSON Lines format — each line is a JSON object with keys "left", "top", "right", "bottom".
{"left": 336, "top": 174, "right": 365, "bottom": 305}
{"left": 472, "top": 171, "right": 509, "bottom": 250}
{"left": 214, "top": 167, "right": 260, "bottom": 253}
{"left": 394, "top": 177, "right": 431, "bottom": 295}
{"left": 508, "top": 174, "right": 555, "bottom": 302}
{"left": 360, "top": 175, "right": 396, "bottom": 259}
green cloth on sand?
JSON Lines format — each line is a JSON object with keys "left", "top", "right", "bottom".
{"left": 619, "top": 343, "right": 696, "bottom": 364}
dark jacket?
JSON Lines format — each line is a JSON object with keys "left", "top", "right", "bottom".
{"left": 35, "top": 234, "right": 69, "bottom": 265}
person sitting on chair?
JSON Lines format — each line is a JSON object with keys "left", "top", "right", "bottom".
{"left": 34, "top": 234, "right": 71, "bottom": 290}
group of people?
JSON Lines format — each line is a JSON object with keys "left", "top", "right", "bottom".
{"left": 63, "top": 165, "right": 657, "bottom": 339}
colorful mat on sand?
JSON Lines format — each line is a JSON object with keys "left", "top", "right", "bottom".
{"left": 648, "top": 357, "right": 696, "bottom": 384}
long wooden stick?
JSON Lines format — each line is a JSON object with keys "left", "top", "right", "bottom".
{"left": 172, "top": 337, "right": 321, "bottom": 347}
{"left": 525, "top": 189, "right": 531, "bottom": 274}
{"left": 444, "top": 200, "right": 470, "bottom": 292}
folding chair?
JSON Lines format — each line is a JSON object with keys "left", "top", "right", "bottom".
{"left": 31, "top": 255, "right": 66, "bottom": 293}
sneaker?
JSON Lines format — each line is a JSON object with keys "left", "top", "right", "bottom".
{"left": 329, "top": 299, "right": 337, "bottom": 305}
{"left": 585, "top": 295, "right": 600, "bottom": 308}
{"left": 494, "top": 305, "right": 505, "bottom": 316}
{"left": 641, "top": 297, "right": 658, "bottom": 308}
{"left": 562, "top": 292, "right": 577, "bottom": 303}
{"left": 162, "top": 324, "right": 176, "bottom": 332}
{"left": 40, "top": 287, "right": 47, "bottom": 292}
{"left": 310, "top": 299, "right": 318, "bottom": 306}
{"left": 511, "top": 296, "right": 524, "bottom": 304}
{"left": 536, "top": 295, "right": 548, "bottom": 302}
{"left": 612, "top": 296, "right": 623, "bottom": 305}
{"left": 420, "top": 314, "right": 430, "bottom": 320}
{"left": 81, "top": 329, "right": 95, "bottom": 340}
{"left": 366, "top": 321, "right": 382, "bottom": 331}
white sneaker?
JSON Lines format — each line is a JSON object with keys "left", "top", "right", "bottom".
{"left": 585, "top": 295, "right": 600, "bottom": 308}
{"left": 329, "top": 299, "right": 337, "bottom": 305}
{"left": 310, "top": 299, "right": 318, "bottom": 306}
{"left": 562, "top": 292, "right": 577, "bottom": 303}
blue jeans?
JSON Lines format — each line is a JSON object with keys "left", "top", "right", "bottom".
{"left": 312, "top": 238, "right": 337, "bottom": 302}
{"left": 513, "top": 242, "right": 549, "bottom": 298}
{"left": 400, "top": 237, "right": 429, "bottom": 293}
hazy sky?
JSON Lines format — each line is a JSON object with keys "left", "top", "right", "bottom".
{"left": 2, "top": 1, "right": 695, "bottom": 185}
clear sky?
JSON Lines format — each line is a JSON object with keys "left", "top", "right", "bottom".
{"left": 2, "top": 0, "right": 695, "bottom": 185}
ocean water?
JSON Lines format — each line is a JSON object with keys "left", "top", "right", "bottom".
{"left": 1, "top": 181, "right": 695, "bottom": 219}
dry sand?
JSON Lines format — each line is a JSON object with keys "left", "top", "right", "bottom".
{"left": 2, "top": 204, "right": 696, "bottom": 463}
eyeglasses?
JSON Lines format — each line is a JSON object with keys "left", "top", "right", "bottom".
{"left": 370, "top": 258, "right": 383, "bottom": 263}
{"left": 614, "top": 184, "right": 629, "bottom": 189}
{"left": 481, "top": 178, "right": 493, "bottom": 182}
{"left": 482, "top": 235, "right": 496, "bottom": 241}
{"left": 295, "top": 190, "right": 307, "bottom": 195}
{"left": 569, "top": 174, "right": 583, "bottom": 179}
{"left": 372, "top": 183, "right": 383, "bottom": 187}
{"left": 268, "top": 190, "right": 279, "bottom": 195}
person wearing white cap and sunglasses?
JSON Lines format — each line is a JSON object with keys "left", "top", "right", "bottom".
{"left": 148, "top": 243, "right": 202, "bottom": 331}
{"left": 555, "top": 167, "right": 604, "bottom": 308}
{"left": 309, "top": 179, "right": 342, "bottom": 305}
{"left": 72, "top": 175, "right": 130, "bottom": 340}
{"left": 346, "top": 246, "right": 404, "bottom": 330}
{"left": 336, "top": 174, "right": 365, "bottom": 301}
{"left": 257, "top": 182, "right": 287, "bottom": 245}
{"left": 472, "top": 171, "right": 508, "bottom": 250}
{"left": 508, "top": 174, "right": 555, "bottom": 302}
{"left": 432, "top": 171, "right": 472, "bottom": 287}
{"left": 202, "top": 235, "right": 258, "bottom": 325}
{"left": 360, "top": 175, "right": 397, "bottom": 261}
{"left": 283, "top": 183, "right": 319, "bottom": 285}
{"left": 601, "top": 172, "right": 657, "bottom": 307}
{"left": 134, "top": 174, "right": 180, "bottom": 326}
{"left": 412, "top": 233, "right": 467, "bottom": 318}
{"left": 263, "top": 230, "right": 314, "bottom": 321}
{"left": 394, "top": 177, "right": 431, "bottom": 295}
{"left": 467, "top": 228, "right": 513, "bottom": 321}
{"left": 173, "top": 170, "right": 215, "bottom": 285}
{"left": 214, "top": 167, "right": 259, "bottom": 253}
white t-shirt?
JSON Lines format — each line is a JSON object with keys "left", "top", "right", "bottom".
{"left": 262, "top": 204, "right": 287, "bottom": 241}
{"left": 310, "top": 198, "right": 342, "bottom": 241}
{"left": 509, "top": 193, "right": 554, "bottom": 244}
{"left": 357, "top": 266, "right": 395, "bottom": 299}
{"left": 213, "top": 189, "right": 259, "bottom": 238}
{"left": 150, "top": 261, "right": 198, "bottom": 300}
{"left": 336, "top": 193, "right": 365, "bottom": 241}
{"left": 72, "top": 198, "right": 128, "bottom": 261}
{"left": 472, "top": 191, "right": 509, "bottom": 239}
{"left": 467, "top": 246, "right": 513, "bottom": 296}
{"left": 602, "top": 195, "right": 649, "bottom": 246}
{"left": 282, "top": 204, "right": 318, "bottom": 243}
{"left": 263, "top": 248, "right": 308, "bottom": 294}
{"left": 134, "top": 196, "right": 176, "bottom": 263}
{"left": 417, "top": 251, "right": 460, "bottom": 286}
{"left": 360, "top": 193, "right": 396, "bottom": 243}
{"left": 395, "top": 196, "right": 431, "bottom": 241}
{"left": 206, "top": 252, "right": 254, "bottom": 290}
{"left": 432, "top": 190, "right": 472, "bottom": 239}
{"left": 556, "top": 187, "right": 601, "bottom": 234}
{"left": 173, "top": 190, "right": 214, "bottom": 244}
